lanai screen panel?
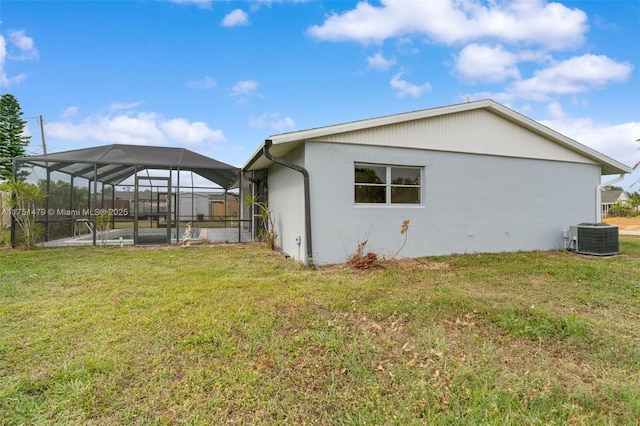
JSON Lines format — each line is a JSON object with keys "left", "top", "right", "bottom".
{"left": 12, "top": 144, "right": 241, "bottom": 246}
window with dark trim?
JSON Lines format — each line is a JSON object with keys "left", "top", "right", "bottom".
{"left": 354, "top": 163, "right": 421, "bottom": 204}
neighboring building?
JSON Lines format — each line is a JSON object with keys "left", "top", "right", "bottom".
{"left": 601, "top": 190, "right": 631, "bottom": 217}
{"left": 106, "top": 190, "right": 239, "bottom": 220}
{"left": 210, "top": 193, "right": 239, "bottom": 218}
{"left": 243, "top": 99, "right": 631, "bottom": 266}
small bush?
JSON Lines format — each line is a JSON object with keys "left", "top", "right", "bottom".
{"left": 608, "top": 202, "right": 633, "bottom": 217}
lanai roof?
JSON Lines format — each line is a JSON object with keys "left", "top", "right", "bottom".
{"left": 15, "top": 144, "right": 240, "bottom": 189}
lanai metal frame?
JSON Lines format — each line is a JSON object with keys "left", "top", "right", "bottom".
{"left": 12, "top": 144, "right": 242, "bottom": 246}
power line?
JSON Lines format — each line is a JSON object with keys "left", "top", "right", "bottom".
{"left": 25, "top": 115, "right": 47, "bottom": 155}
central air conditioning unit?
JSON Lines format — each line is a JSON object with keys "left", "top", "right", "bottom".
{"left": 569, "top": 223, "right": 619, "bottom": 256}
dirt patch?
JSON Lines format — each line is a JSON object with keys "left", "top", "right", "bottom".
{"left": 602, "top": 217, "right": 640, "bottom": 231}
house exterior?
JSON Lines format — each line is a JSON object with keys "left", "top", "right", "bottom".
{"left": 243, "top": 100, "right": 631, "bottom": 266}
{"left": 601, "top": 190, "right": 631, "bottom": 217}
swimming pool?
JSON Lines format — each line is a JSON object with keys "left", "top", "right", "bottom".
{"left": 61, "top": 228, "right": 200, "bottom": 246}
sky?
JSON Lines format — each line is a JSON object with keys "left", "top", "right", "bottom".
{"left": 1, "top": 0, "right": 639, "bottom": 189}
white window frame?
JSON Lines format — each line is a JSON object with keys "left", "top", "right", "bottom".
{"left": 354, "top": 163, "right": 423, "bottom": 205}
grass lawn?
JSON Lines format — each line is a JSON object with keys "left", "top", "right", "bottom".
{"left": 1, "top": 238, "right": 639, "bottom": 424}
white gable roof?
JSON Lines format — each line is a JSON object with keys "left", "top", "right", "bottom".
{"left": 244, "top": 99, "right": 631, "bottom": 175}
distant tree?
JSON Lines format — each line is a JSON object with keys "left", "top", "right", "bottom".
{"left": 629, "top": 191, "right": 640, "bottom": 212}
{"left": 601, "top": 185, "right": 623, "bottom": 192}
{"left": 0, "top": 94, "right": 30, "bottom": 180}
{"left": 36, "top": 179, "right": 89, "bottom": 211}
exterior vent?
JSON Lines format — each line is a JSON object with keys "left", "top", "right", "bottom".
{"left": 569, "top": 223, "right": 619, "bottom": 256}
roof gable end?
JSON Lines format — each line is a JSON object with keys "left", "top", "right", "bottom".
{"left": 247, "top": 100, "right": 630, "bottom": 175}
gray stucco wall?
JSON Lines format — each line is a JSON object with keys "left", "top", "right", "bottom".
{"left": 300, "top": 142, "right": 600, "bottom": 265}
{"left": 267, "top": 145, "right": 308, "bottom": 263}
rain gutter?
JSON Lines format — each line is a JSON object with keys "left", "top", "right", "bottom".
{"left": 595, "top": 174, "right": 625, "bottom": 222}
{"left": 262, "top": 139, "right": 314, "bottom": 266}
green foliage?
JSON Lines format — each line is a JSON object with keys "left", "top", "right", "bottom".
{"left": 0, "top": 94, "right": 30, "bottom": 180}
{"left": 601, "top": 185, "right": 623, "bottom": 192}
{"left": 0, "top": 228, "right": 9, "bottom": 247}
{"left": 489, "top": 307, "right": 594, "bottom": 341}
{"left": 245, "top": 193, "right": 277, "bottom": 250}
{"left": 608, "top": 201, "right": 633, "bottom": 217}
{"left": 629, "top": 192, "right": 640, "bottom": 215}
{"left": 95, "top": 210, "right": 111, "bottom": 246}
{"left": 36, "top": 179, "right": 89, "bottom": 211}
{"left": 0, "top": 177, "right": 47, "bottom": 248}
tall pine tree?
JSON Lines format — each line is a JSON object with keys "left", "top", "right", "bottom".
{"left": 0, "top": 94, "right": 31, "bottom": 180}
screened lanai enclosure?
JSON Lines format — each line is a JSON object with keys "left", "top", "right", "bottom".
{"left": 11, "top": 144, "right": 252, "bottom": 246}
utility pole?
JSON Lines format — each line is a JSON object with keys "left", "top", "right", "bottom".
{"left": 26, "top": 115, "right": 48, "bottom": 155}
{"left": 38, "top": 115, "right": 47, "bottom": 155}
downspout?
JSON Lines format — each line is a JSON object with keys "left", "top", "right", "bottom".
{"left": 596, "top": 174, "right": 625, "bottom": 222}
{"left": 262, "top": 139, "right": 314, "bottom": 266}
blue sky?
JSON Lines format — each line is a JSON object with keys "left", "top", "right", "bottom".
{"left": 1, "top": 0, "right": 639, "bottom": 188}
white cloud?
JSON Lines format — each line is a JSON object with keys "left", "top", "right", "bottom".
{"left": 541, "top": 116, "right": 640, "bottom": 170}
{"left": 390, "top": 72, "right": 432, "bottom": 98}
{"left": 250, "top": 0, "right": 310, "bottom": 11}
{"left": 8, "top": 30, "right": 39, "bottom": 60}
{"left": 0, "top": 29, "right": 38, "bottom": 87}
{"left": 168, "top": 0, "right": 212, "bottom": 9}
{"left": 108, "top": 101, "right": 144, "bottom": 113}
{"left": 307, "top": 0, "right": 587, "bottom": 50}
{"left": 253, "top": 0, "right": 310, "bottom": 4}
{"left": 475, "top": 54, "right": 633, "bottom": 103}
{"left": 249, "top": 112, "right": 295, "bottom": 131}
{"left": 454, "top": 44, "right": 520, "bottom": 83}
{"left": 23, "top": 123, "right": 33, "bottom": 141}
{"left": 187, "top": 76, "right": 217, "bottom": 89}
{"left": 367, "top": 52, "right": 396, "bottom": 71}
{"left": 47, "top": 113, "right": 164, "bottom": 145}
{"left": 504, "top": 54, "right": 633, "bottom": 101}
{"left": 231, "top": 79, "right": 259, "bottom": 97}
{"left": 0, "top": 35, "right": 12, "bottom": 86}
{"left": 160, "top": 118, "right": 225, "bottom": 146}
{"left": 222, "top": 9, "right": 250, "bottom": 27}
{"left": 3, "top": 71, "right": 28, "bottom": 87}
{"left": 45, "top": 111, "right": 226, "bottom": 148}
{"left": 61, "top": 106, "right": 79, "bottom": 119}
{"left": 546, "top": 102, "right": 566, "bottom": 119}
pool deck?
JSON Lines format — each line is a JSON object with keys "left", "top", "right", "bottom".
{"left": 44, "top": 227, "right": 252, "bottom": 247}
